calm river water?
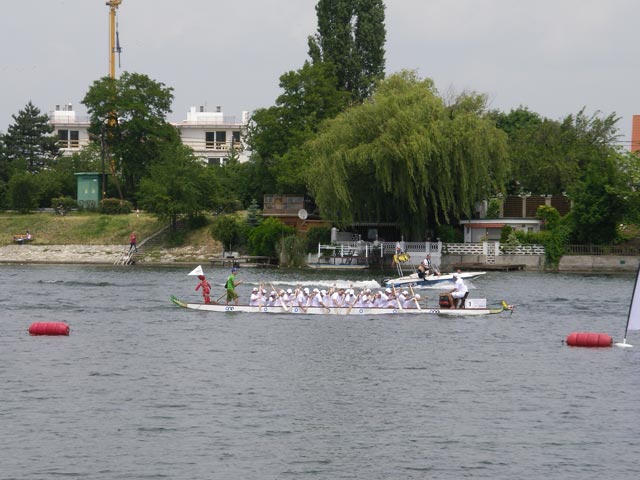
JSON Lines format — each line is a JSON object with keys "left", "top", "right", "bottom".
{"left": 1, "top": 264, "right": 640, "bottom": 480}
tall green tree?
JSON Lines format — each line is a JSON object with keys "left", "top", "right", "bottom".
{"left": 138, "top": 144, "right": 217, "bottom": 225}
{"left": 305, "top": 70, "right": 509, "bottom": 238}
{"left": 492, "top": 107, "right": 621, "bottom": 195}
{"left": 248, "top": 60, "right": 350, "bottom": 193}
{"left": 82, "top": 72, "right": 180, "bottom": 200}
{"left": 2, "top": 101, "right": 59, "bottom": 173}
{"left": 308, "top": 0, "right": 386, "bottom": 101}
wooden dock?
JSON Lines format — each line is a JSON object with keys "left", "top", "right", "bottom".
{"left": 453, "top": 263, "right": 526, "bottom": 271}
{"left": 210, "top": 256, "right": 278, "bottom": 268}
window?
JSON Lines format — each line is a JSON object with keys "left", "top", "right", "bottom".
{"left": 57, "top": 129, "right": 80, "bottom": 148}
{"left": 232, "top": 131, "right": 241, "bottom": 143}
{"left": 205, "top": 132, "right": 215, "bottom": 149}
{"left": 208, "top": 157, "right": 222, "bottom": 166}
{"left": 206, "top": 131, "right": 227, "bottom": 149}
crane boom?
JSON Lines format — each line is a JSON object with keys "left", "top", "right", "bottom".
{"left": 107, "top": 0, "right": 123, "bottom": 79}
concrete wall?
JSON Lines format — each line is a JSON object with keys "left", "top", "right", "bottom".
{"left": 439, "top": 254, "right": 638, "bottom": 272}
{"left": 558, "top": 255, "right": 640, "bottom": 272}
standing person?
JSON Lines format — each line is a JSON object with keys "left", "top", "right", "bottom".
{"left": 195, "top": 275, "right": 211, "bottom": 304}
{"left": 128, "top": 231, "right": 138, "bottom": 253}
{"left": 225, "top": 267, "right": 242, "bottom": 305}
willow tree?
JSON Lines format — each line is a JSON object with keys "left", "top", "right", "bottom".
{"left": 304, "top": 70, "right": 509, "bottom": 239}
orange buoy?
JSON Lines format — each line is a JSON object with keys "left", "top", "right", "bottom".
{"left": 566, "top": 332, "right": 612, "bottom": 347}
{"left": 29, "top": 322, "right": 70, "bottom": 336}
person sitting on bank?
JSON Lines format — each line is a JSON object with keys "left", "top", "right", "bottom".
{"left": 445, "top": 273, "right": 468, "bottom": 309}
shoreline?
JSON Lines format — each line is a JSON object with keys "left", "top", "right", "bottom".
{"left": 0, "top": 244, "right": 214, "bottom": 265}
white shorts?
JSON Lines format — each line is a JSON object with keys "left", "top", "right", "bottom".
{"left": 452, "top": 291, "right": 466, "bottom": 299}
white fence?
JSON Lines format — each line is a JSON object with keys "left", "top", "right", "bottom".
{"left": 315, "top": 240, "right": 545, "bottom": 263}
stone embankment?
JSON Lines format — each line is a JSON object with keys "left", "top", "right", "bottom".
{"left": 0, "top": 245, "right": 215, "bottom": 265}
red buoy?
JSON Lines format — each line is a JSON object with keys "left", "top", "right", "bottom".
{"left": 29, "top": 322, "right": 70, "bottom": 336}
{"left": 566, "top": 332, "right": 612, "bottom": 347}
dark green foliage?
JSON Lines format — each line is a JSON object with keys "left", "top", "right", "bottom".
{"left": 278, "top": 234, "right": 307, "bottom": 267}
{"left": 305, "top": 225, "right": 331, "bottom": 252}
{"left": 247, "top": 217, "right": 295, "bottom": 257}
{"left": 82, "top": 72, "right": 180, "bottom": 200}
{"left": 99, "top": 198, "right": 132, "bottom": 214}
{"left": 435, "top": 225, "right": 462, "bottom": 243}
{"left": 486, "top": 198, "right": 501, "bottom": 218}
{"left": 248, "top": 61, "right": 350, "bottom": 193}
{"left": 308, "top": 0, "right": 386, "bottom": 101}
{"left": 51, "top": 196, "right": 78, "bottom": 211}
{"left": 492, "top": 107, "right": 621, "bottom": 196}
{"left": 210, "top": 214, "right": 243, "bottom": 252}
{"left": 536, "top": 205, "right": 561, "bottom": 231}
{"left": 2, "top": 101, "right": 59, "bottom": 173}
{"left": 6, "top": 172, "right": 39, "bottom": 213}
{"left": 306, "top": 70, "right": 509, "bottom": 238}
{"left": 188, "top": 214, "right": 209, "bottom": 229}
{"left": 245, "top": 199, "right": 262, "bottom": 228}
{"left": 500, "top": 225, "right": 514, "bottom": 243}
{"left": 138, "top": 145, "right": 214, "bottom": 223}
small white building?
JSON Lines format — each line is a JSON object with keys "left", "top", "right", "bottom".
{"left": 48, "top": 104, "right": 250, "bottom": 165}
{"left": 459, "top": 218, "right": 541, "bottom": 243}
{"left": 49, "top": 104, "right": 92, "bottom": 155}
{"left": 175, "top": 106, "right": 250, "bottom": 165}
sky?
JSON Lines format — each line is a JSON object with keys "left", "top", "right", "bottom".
{"left": 1, "top": 0, "right": 639, "bottom": 145}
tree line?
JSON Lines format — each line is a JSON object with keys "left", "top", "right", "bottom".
{"left": 1, "top": 0, "right": 639, "bottom": 256}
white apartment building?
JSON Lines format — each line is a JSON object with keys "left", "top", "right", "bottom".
{"left": 48, "top": 104, "right": 250, "bottom": 165}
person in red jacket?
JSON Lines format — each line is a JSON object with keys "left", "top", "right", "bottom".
{"left": 195, "top": 275, "right": 211, "bottom": 304}
{"left": 128, "top": 231, "right": 138, "bottom": 253}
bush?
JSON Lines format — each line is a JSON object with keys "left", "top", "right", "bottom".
{"left": 305, "top": 226, "right": 331, "bottom": 252}
{"left": 210, "top": 214, "right": 244, "bottom": 252}
{"left": 247, "top": 217, "right": 294, "bottom": 257}
{"left": 486, "top": 198, "right": 501, "bottom": 218}
{"left": 99, "top": 198, "right": 132, "bottom": 214}
{"left": 51, "top": 196, "right": 77, "bottom": 211}
{"left": 6, "top": 172, "right": 40, "bottom": 213}
{"left": 279, "top": 234, "right": 307, "bottom": 267}
{"left": 435, "top": 224, "right": 462, "bottom": 243}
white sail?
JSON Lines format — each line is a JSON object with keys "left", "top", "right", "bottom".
{"left": 627, "top": 265, "right": 640, "bottom": 332}
{"left": 188, "top": 265, "right": 204, "bottom": 276}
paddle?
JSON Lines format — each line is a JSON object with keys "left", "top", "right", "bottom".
{"left": 347, "top": 290, "right": 362, "bottom": 314}
{"left": 409, "top": 285, "right": 421, "bottom": 310}
{"left": 212, "top": 291, "right": 227, "bottom": 305}
{"left": 270, "top": 282, "right": 289, "bottom": 312}
{"left": 392, "top": 285, "right": 403, "bottom": 311}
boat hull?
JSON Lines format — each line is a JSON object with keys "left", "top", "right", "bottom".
{"left": 383, "top": 271, "right": 486, "bottom": 289}
{"left": 171, "top": 296, "right": 506, "bottom": 316}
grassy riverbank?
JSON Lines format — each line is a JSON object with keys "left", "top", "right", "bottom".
{"left": 0, "top": 212, "right": 165, "bottom": 246}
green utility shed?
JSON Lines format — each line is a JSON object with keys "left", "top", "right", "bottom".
{"left": 75, "top": 172, "right": 104, "bottom": 210}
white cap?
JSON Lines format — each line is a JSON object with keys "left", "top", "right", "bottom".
{"left": 385, "top": 288, "right": 392, "bottom": 294}
{"left": 286, "top": 288, "right": 293, "bottom": 294}
{"left": 303, "top": 287, "right": 310, "bottom": 294}
{"left": 402, "top": 290, "right": 409, "bottom": 295}
{"left": 252, "top": 287, "right": 258, "bottom": 292}
{"left": 321, "top": 289, "right": 327, "bottom": 295}
{"left": 414, "top": 294, "right": 421, "bottom": 300}
{"left": 313, "top": 288, "right": 320, "bottom": 293}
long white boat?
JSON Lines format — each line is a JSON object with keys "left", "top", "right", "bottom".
{"left": 382, "top": 270, "right": 486, "bottom": 289}
{"left": 170, "top": 296, "right": 511, "bottom": 316}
